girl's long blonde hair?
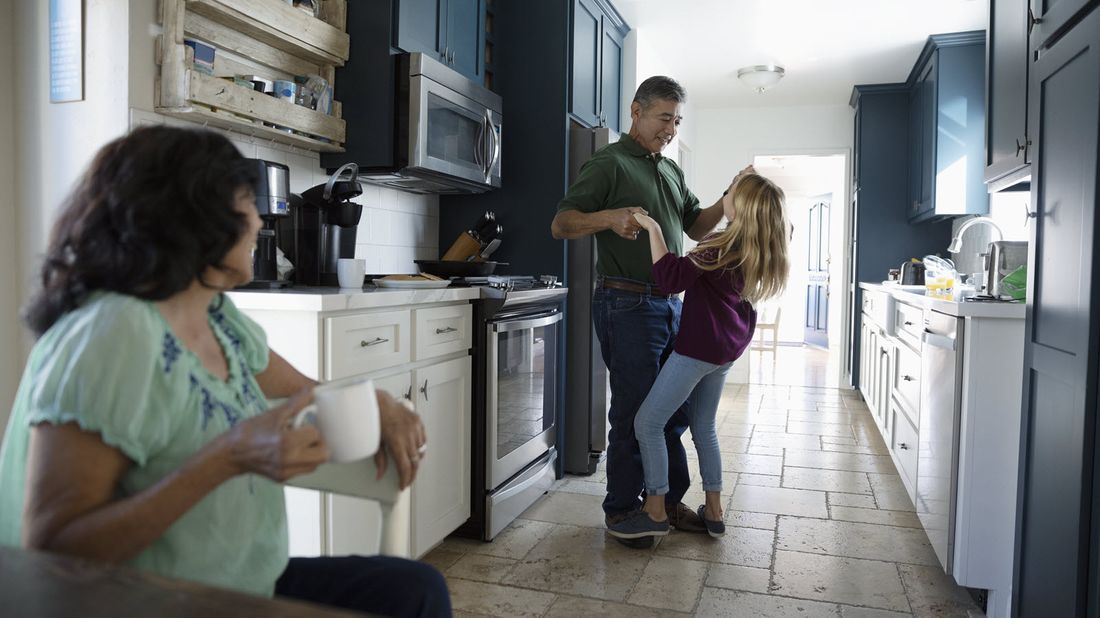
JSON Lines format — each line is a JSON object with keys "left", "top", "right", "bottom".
{"left": 689, "top": 173, "right": 790, "bottom": 305}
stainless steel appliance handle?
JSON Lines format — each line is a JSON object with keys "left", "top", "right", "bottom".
{"left": 474, "top": 112, "right": 486, "bottom": 171}
{"left": 487, "top": 112, "right": 501, "bottom": 179}
{"left": 921, "top": 330, "right": 956, "bottom": 351}
{"left": 481, "top": 109, "right": 493, "bottom": 178}
{"left": 491, "top": 312, "right": 563, "bottom": 334}
{"left": 493, "top": 456, "right": 553, "bottom": 502}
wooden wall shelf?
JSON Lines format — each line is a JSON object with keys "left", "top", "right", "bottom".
{"left": 156, "top": 0, "right": 348, "bottom": 152}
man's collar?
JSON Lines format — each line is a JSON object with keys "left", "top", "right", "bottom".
{"left": 619, "top": 133, "right": 662, "bottom": 159}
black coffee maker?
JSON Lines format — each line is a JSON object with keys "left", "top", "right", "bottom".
{"left": 280, "top": 163, "right": 363, "bottom": 286}
{"left": 245, "top": 159, "right": 292, "bottom": 288}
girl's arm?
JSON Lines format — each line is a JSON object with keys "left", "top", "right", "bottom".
{"left": 633, "top": 213, "right": 670, "bottom": 264}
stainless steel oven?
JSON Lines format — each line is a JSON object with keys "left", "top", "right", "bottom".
{"left": 454, "top": 277, "right": 566, "bottom": 540}
{"left": 358, "top": 52, "right": 502, "bottom": 194}
{"left": 487, "top": 310, "right": 560, "bottom": 488}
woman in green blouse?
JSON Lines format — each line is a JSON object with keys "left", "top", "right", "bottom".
{"left": 0, "top": 126, "right": 450, "bottom": 617}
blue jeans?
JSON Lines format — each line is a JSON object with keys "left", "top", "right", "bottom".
{"left": 592, "top": 285, "right": 692, "bottom": 517}
{"left": 635, "top": 351, "right": 731, "bottom": 495}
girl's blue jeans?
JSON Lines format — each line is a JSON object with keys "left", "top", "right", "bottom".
{"left": 634, "top": 351, "right": 731, "bottom": 496}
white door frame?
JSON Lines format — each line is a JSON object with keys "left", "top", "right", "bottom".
{"left": 748, "top": 147, "right": 852, "bottom": 388}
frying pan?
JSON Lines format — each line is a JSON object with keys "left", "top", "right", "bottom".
{"left": 415, "top": 260, "right": 509, "bottom": 278}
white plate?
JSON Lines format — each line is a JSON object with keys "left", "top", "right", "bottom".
{"left": 372, "top": 279, "right": 452, "bottom": 289}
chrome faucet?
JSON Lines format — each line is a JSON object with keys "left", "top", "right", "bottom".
{"left": 947, "top": 216, "right": 1005, "bottom": 254}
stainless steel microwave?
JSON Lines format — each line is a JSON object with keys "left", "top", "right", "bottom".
{"left": 358, "top": 53, "right": 502, "bottom": 194}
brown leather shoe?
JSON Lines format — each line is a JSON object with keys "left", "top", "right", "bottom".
{"left": 667, "top": 502, "right": 708, "bottom": 534}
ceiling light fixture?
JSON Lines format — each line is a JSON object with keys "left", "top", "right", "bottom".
{"left": 737, "top": 64, "right": 786, "bottom": 93}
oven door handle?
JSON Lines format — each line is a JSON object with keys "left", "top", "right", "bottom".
{"left": 490, "top": 311, "right": 563, "bottom": 334}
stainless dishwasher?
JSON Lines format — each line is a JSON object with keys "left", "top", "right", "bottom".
{"left": 917, "top": 308, "right": 964, "bottom": 573}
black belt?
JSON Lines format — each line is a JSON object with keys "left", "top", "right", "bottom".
{"left": 597, "top": 277, "right": 675, "bottom": 299}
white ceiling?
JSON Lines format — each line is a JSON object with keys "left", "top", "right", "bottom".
{"left": 614, "top": 0, "right": 988, "bottom": 108}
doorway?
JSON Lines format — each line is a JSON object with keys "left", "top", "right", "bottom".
{"left": 748, "top": 153, "right": 848, "bottom": 387}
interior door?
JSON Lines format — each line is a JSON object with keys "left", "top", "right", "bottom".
{"left": 805, "top": 196, "right": 831, "bottom": 348}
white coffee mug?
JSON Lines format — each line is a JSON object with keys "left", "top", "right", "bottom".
{"left": 337, "top": 258, "right": 366, "bottom": 289}
{"left": 293, "top": 378, "right": 380, "bottom": 463}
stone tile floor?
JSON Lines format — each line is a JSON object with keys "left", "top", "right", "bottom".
{"left": 424, "top": 384, "right": 985, "bottom": 617}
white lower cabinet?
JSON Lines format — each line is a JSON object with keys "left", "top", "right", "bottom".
{"left": 410, "top": 356, "right": 471, "bottom": 557}
{"left": 232, "top": 297, "right": 474, "bottom": 560}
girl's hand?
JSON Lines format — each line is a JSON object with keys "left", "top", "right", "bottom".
{"left": 221, "top": 388, "right": 329, "bottom": 482}
{"left": 633, "top": 212, "right": 661, "bottom": 233}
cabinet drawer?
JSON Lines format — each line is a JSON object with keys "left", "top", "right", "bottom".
{"left": 414, "top": 304, "right": 472, "bottom": 361}
{"left": 325, "top": 310, "right": 411, "bottom": 380}
{"left": 891, "top": 404, "right": 919, "bottom": 496}
{"left": 894, "top": 302, "right": 924, "bottom": 350}
{"left": 862, "top": 289, "right": 893, "bottom": 331}
{"left": 892, "top": 343, "right": 921, "bottom": 425}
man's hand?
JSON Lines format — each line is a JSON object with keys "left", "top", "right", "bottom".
{"left": 608, "top": 207, "right": 649, "bottom": 240}
{"left": 373, "top": 390, "right": 427, "bottom": 490}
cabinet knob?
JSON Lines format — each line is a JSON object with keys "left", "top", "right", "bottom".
{"left": 361, "top": 337, "right": 389, "bottom": 347}
{"left": 898, "top": 442, "right": 910, "bottom": 450}
{"left": 1015, "top": 138, "right": 1031, "bottom": 157}
{"left": 1028, "top": 7, "right": 1042, "bottom": 35}
{"left": 404, "top": 385, "right": 413, "bottom": 401}
{"left": 420, "top": 379, "right": 429, "bottom": 401}
{"left": 903, "top": 375, "right": 914, "bottom": 382}
{"left": 904, "top": 321, "right": 914, "bottom": 326}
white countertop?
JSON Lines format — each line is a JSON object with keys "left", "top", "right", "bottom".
{"left": 227, "top": 286, "right": 482, "bottom": 312}
{"left": 860, "top": 282, "right": 1026, "bottom": 319}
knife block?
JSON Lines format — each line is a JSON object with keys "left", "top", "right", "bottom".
{"left": 441, "top": 231, "right": 481, "bottom": 261}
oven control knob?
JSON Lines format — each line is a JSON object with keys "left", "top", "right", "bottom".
{"left": 539, "top": 275, "right": 559, "bottom": 287}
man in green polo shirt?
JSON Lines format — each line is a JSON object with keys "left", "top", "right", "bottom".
{"left": 551, "top": 76, "right": 729, "bottom": 547}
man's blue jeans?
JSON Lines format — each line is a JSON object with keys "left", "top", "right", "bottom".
{"left": 592, "top": 286, "right": 692, "bottom": 517}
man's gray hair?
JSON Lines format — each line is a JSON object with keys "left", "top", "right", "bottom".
{"left": 633, "top": 76, "right": 686, "bottom": 109}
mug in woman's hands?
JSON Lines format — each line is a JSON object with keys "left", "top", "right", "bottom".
{"left": 292, "top": 378, "right": 381, "bottom": 463}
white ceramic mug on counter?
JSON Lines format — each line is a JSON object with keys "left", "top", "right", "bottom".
{"left": 337, "top": 258, "right": 366, "bottom": 289}
{"left": 292, "top": 378, "right": 380, "bottom": 463}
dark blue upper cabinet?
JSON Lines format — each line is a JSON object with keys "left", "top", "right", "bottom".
{"left": 1029, "top": 0, "right": 1094, "bottom": 49}
{"left": 986, "top": 0, "right": 1031, "bottom": 188}
{"left": 600, "top": 19, "right": 624, "bottom": 132}
{"left": 571, "top": 0, "right": 601, "bottom": 127}
{"left": 396, "top": 0, "right": 485, "bottom": 83}
{"left": 445, "top": 0, "right": 484, "bottom": 81}
{"left": 905, "top": 32, "right": 989, "bottom": 223}
{"left": 571, "top": 0, "right": 628, "bottom": 130}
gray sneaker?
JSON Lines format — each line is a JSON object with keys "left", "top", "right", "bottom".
{"left": 607, "top": 510, "right": 670, "bottom": 540}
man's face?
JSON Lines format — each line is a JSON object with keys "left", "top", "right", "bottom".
{"left": 630, "top": 98, "right": 682, "bottom": 154}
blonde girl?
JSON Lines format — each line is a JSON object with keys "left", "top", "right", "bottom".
{"left": 607, "top": 169, "right": 790, "bottom": 540}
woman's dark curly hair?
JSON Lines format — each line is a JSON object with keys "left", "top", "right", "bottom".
{"left": 24, "top": 126, "right": 259, "bottom": 336}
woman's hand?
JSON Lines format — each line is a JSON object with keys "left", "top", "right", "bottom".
{"left": 633, "top": 212, "right": 661, "bottom": 233}
{"left": 221, "top": 388, "right": 329, "bottom": 482}
{"left": 373, "top": 390, "right": 427, "bottom": 490}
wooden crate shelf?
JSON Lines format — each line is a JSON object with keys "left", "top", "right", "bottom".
{"left": 186, "top": 0, "right": 349, "bottom": 67}
{"left": 156, "top": 0, "right": 348, "bottom": 152}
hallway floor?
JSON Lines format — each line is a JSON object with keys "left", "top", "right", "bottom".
{"left": 427, "top": 381, "right": 985, "bottom": 617}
